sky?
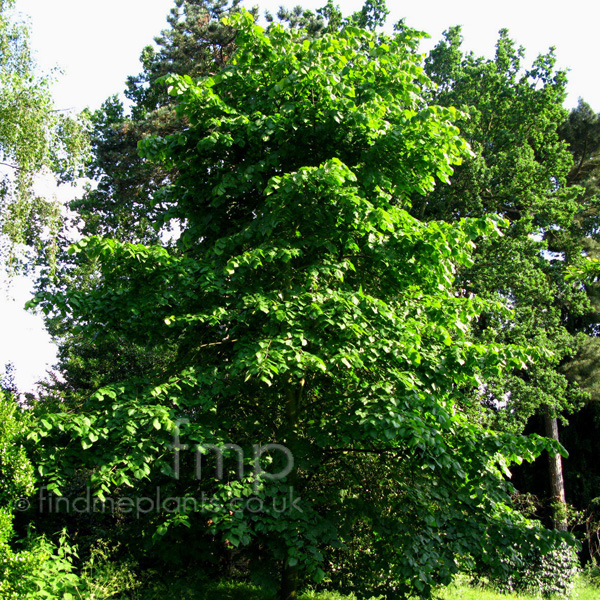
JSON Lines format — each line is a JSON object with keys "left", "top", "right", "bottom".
{"left": 1, "top": 0, "right": 599, "bottom": 393}
{"left": 16, "top": 0, "right": 600, "bottom": 113}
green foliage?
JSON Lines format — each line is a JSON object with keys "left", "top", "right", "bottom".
{"left": 0, "top": 390, "right": 35, "bottom": 509}
{"left": 581, "top": 561, "right": 600, "bottom": 589}
{"left": 67, "top": 94, "right": 167, "bottom": 245}
{"left": 421, "top": 26, "right": 585, "bottom": 431}
{"left": 73, "top": 540, "right": 140, "bottom": 599}
{"left": 347, "top": 0, "right": 389, "bottom": 30}
{"left": 126, "top": 0, "right": 245, "bottom": 114}
{"left": 18, "top": 532, "right": 82, "bottom": 600}
{"left": 421, "top": 27, "right": 600, "bottom": 541}
{"left": 1, "top": 532, "right": 139, "bottom": 600}
{"left": 104, "top": 574, "right": 600, "bottom": 600}
{"left": 560, "top": 99, "right": 600, "bottom": 199}
{"left": 69, "top": 0, "right": 245, "bottom": 246}
{"left": 130, "top": 578, "right": 385, "bottom": 600}
{"left": 0, "top": 0, "right": 89, "bottom": 270}
{"left": 0, "top": 392, "right": 77, "bottom": 599}
{"left": 487, "top": 540, "right": 579, "bottom": 598}
{"left": 269, "top": 0, "right": 389, "bottom": 35}
{"left": 0, "top": 393, "right": 137, "bottom": 600}
{"left": 29, "top": 12, "right": 575, "bottom": 599}
{"left": 138, "top": 579, "right": 268, "bottom": 600}
{"left": 552, "top": 100, "right": 600, "bottom": 409}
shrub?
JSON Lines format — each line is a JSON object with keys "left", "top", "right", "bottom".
{"left": 0, "top": 529, "right": 80, "bottom": 600}
{"left": 492, "top": 540, "right": 579, "bottom": 598}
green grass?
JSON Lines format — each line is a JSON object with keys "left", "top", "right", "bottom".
{"left": 131, "top": 574, "right": 599, "bottom": 600}
{"left": 571, "top": 575, "right": 600, "bottom": 600}
{"left": 434, "top": 574, "right": 597, "bottom": 600}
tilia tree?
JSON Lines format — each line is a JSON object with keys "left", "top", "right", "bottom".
{"left": 31, "top": 13, "right": 569, "bottom": 600}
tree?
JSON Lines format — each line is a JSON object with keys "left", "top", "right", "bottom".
{"left": 560, "top": 99, "right": 600, "bottom": 197}
{"left": 558, "top": 100, "right": 600, "bottom": 398}
{"left": 30, "top": 13, "right": 570, "bottom": 599}
{"left": 421, "top": 26, "right": 589, "bottom": 532}
{"left": 556, "top": 100, "right": 600, "bottom": 558}
{"left": 0, "top": 0, "right": 88, "bottom": 270}
{"left": 68, "top": 0, "right": 246, "bottom": 245}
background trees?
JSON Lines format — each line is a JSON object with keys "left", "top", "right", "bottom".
{"left": 70, "top": 0, "right": 245, "bottom": 245}
{"left": 0, "top": 0, "right": 88, "bottom": 271}
{"left": 420, "top": 26, "right": 593, "bottom": 531}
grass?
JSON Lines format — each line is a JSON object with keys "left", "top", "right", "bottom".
{"left": 112, "top": 566, "right": 599, "bottom": 600}
{"left": 433, "top": 574, "right": 597, "bottom": 600}
{"left": 131, "top": 575, "right": 599, "bottom": 600}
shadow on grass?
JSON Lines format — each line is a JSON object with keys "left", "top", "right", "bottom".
{"left": 137, "top": 579, "right": 371, "bottom": 600}
{"left": 136, "top": 574, "right": 600, "bottom": 600}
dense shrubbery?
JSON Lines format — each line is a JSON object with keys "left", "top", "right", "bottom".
{"left": 489, "top": 540, "right": 579, "bottom": 598}
{"left": 1, "top": 389, "right": 76, "bottom": 598}
{"left": 1, "top": 531, "right": 139, "bottom": 600}
{"left": 1, "top": 391, "right": 138, "bottom": 599}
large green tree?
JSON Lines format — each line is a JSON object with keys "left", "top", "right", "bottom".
{"left": 31, "top": 13, "right": 568, "bottom": 599}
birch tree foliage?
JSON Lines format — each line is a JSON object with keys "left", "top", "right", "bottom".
{"left": 0, "top": 0, "right": 88, "bottom": 271}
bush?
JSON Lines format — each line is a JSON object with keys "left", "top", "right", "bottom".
{"left": 1, "top": 530, "right": 141, "bottom": 600}
{"left": 77, "top": 540, "right": 139, "bottom": 599}
{"left": 0, "top": 529, "right": 79, "bottom": 600}
{"left": 492, "top": 540, "right": 579, "bottom": 598}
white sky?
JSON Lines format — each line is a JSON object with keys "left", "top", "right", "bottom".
{"left": 17, "top": 0, "right": 600, "bottom": 113}
{"left": 2, "top": 0, "right": 599, "bottom": 393}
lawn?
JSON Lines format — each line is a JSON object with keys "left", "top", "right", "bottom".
{"left": 132, "top": 574, "right": 598, "bottom": 600}
{"left": 433, "top": 574, "right": 597, "bottom": 600}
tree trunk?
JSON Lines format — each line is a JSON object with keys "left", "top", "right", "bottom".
{"left": 279, "top": 378, "right": 303, "bottom": 600}
{"left": 280, "top": 563, "right": 299, "bottom": 600}
{"left": 543, "top": 406, "right": 568, "bottom": 531}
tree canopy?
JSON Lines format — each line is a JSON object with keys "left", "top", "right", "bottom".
{"left": 420, "top": 26, "right": 596, "bottom": 530}
{"left": 29, "top": 11, "right": 570, "bottom": 599}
